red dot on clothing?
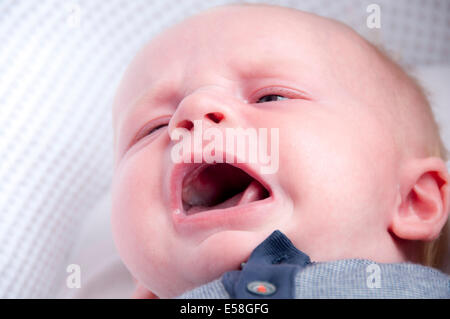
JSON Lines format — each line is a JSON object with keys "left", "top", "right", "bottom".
{"left": 256, "top": 285, "right": 267, "bottom": 293}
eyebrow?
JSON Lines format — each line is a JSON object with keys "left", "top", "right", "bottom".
{"left": 230, "top": 54, "right": 300, "bottom": 80}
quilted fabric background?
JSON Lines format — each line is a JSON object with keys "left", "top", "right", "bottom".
{"left": 0, "top": 0, "right": 449, "bottom": 298}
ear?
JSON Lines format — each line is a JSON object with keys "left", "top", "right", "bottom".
{"left": 390, "top": 157, "right": 450, "bottom": 241}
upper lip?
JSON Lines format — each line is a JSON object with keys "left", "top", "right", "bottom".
{"left": 168, "top": 150, "right": 273, "bottom": 215}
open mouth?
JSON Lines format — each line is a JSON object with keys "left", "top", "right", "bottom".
{"left": 181, "top": 163, "right": 271, "bottom": 215}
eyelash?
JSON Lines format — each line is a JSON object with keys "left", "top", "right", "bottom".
{"left": 252, "top": 87, "right": 306, "bottom": 104}
{"left": 146, "top": 123, "right": 168, "bottom": 135}
{"left": 136, "top": 120, "right": 169, "bottom": 141}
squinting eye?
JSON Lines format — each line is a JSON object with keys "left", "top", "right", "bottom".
{"left": 256, "top": 94, "right": 289, "bottom": 103}
{"left": 146, "top": 123, "right": 168, "bottom": 136}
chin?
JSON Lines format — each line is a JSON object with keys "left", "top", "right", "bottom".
{"left": 172, "top": 229, "right": 274, "bottom": 289}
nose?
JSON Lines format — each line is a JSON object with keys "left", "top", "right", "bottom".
{"left": 174, "top": 111, "right": 224, "bottom": 131}
{"left": 168, "top": 88, "right": 237, "bottom": 137}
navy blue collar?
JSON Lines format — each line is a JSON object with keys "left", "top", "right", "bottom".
{"left": 222, "top": 230, "right": 312, "bottom": 298}
{"left": 244, "top": 230, "right": 311, "bottom": 268}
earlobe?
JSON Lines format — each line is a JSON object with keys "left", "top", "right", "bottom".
{"left": 390, "top": 157, "right": 450, "bottom": 241}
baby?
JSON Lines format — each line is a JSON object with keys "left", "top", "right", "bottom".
{"left": 111, "top": 4, "right": 450, "bottom": 298}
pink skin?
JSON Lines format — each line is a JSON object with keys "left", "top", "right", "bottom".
{"left": 111, "top": 6, "right": 450, "bottom": 298}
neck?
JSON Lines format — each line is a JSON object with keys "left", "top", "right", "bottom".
{"left": 389, "top": 231, "right": 422, "bottom": 264}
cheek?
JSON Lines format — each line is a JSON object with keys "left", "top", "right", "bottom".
{"left": 112, "top": 150, "right": 164, "bottom": 226}
{"left": 111, "top": 142, "right": 173, "bottom": 284}
{"left": 279, "top": 108, "right": 397, "bottom": 232}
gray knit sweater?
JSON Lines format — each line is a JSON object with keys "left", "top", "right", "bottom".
{"left": 178, "top": 260, "right": 449, "bottom": 298}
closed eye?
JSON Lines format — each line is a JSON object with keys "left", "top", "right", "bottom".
{"left": 123, "top": 116, "right": 170, "bottom": 157}
{"left": 134, "top": 119, "right": 170, "bottom": 143}
{"left": 146, "top": 123, "right": 168, "bottom": 136}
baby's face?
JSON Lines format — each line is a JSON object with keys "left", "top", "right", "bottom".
{"left": 111, "top": 6, "right": 403, "bottom": 297}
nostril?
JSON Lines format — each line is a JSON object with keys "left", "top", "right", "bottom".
{"left": 176, "top": 120, "right": 194, "bottom": 131}
{"left": 205, "top": 112, "right": 224, "bottom": 123}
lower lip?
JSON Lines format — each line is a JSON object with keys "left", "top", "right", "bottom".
{"left": 171, "top": 196, "right": 276, "bottom": 235}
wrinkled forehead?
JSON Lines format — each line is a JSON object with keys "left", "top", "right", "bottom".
{"left": 112, "top": 6, "right": 341, "bottom": 118}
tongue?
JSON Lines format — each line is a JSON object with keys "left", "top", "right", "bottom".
{"left": 185, "top": 180, "right": 267, "bottom": 215}
{"left": 238, "top": 180, "right": 267, "bottom": 205}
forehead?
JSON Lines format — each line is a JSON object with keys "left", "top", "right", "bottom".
{"left": 147, "top": 6, "right": 321, "bottom": 68}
